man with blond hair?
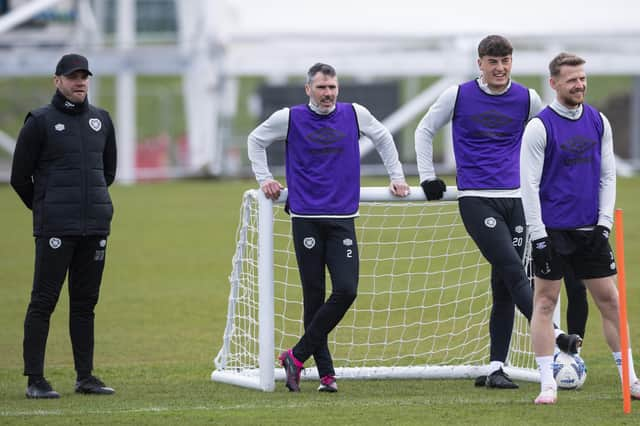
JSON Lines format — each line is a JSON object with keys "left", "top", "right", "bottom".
{"left": 521, "top": 52, "right": 640, "bottom": 404}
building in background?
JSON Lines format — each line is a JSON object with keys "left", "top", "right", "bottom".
{"left": 1, "top": 0, "right": 639, "bottom": 183}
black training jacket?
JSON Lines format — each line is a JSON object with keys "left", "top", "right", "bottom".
{"left": 10, "top": 91, "right": 117, "bottom": 237}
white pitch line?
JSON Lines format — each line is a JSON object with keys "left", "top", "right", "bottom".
{"left": 0, "top": 392, "right": 620, "bottom": 417}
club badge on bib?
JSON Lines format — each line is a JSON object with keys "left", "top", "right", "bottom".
{"left": 49, "top": 237, "right": 62, "bottom": 249}
{"left": 89, "top": 118, "right": 102, "bottom": 132}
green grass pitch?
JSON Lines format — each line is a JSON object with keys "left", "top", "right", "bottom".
{"left": 1, "top": 177, "right": 640, "bottom": 425}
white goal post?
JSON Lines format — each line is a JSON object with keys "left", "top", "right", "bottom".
{"left": 212, "top": 186, "right": 539, "bottom": 391}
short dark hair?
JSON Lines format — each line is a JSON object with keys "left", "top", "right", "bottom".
{"left": 477, "top": 35, "right": 513, "bottom": 58}
{"left": 307, "top": 63, "right": 336, "bottom": 84}
{"left": 548, "top": 52, "right": 586, "bottom": 77}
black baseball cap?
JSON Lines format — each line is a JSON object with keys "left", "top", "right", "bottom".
{"left": 55, "top": 53, "right": 93, "bottom": 76}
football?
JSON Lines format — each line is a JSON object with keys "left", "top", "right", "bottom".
{"left": 553, "top": 352, "right": 587, "bottom": 389}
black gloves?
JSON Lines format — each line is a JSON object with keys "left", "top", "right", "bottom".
{"left": 589, "top": 225, "right": 610, "bottom": 253}
{"left": 420, "top": 178, "right": 446, "bottom": 201}
{"left": 531, "top": 237, "right": 553, "bottom": 274}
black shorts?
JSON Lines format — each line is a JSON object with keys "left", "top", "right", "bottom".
{"left": 533, "top": 229, "right": 617, "bottom": 280}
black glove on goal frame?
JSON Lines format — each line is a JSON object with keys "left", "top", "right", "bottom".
{"left": 420, "top": 178, "right": 446, "bottom": 201}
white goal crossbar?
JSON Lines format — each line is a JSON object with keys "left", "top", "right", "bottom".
{"left": 212, "top": 186, "right": 538, "bottom": 391}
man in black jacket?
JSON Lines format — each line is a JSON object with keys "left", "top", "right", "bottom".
{"left": 11, "top": 53, "right": 117, "bottom": 399}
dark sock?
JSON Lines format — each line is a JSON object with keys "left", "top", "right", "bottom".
{"left": 28, "top": 375, "right": 44, "bottom": 386}
{"left": 77, "top": 372, "right": 91, "bottom": 382}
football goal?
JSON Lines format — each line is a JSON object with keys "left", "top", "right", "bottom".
{"left": 212, "top": 187, "right": 538, "bottom": 391}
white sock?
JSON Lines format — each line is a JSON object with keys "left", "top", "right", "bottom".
{"left": 488, "top": 361, "right": 504, "bottom": 374}
{"left": 554, "top": 328, "right": 565, "bottom": 339}
{"left": 613, "top": 349, "right": 639, "bottom": 384}
{"left": 536, "top": 355, "right": 557, "bottom": 390}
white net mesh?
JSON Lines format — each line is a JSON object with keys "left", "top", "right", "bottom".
{"left": 213, "top": 189, "right": 536, "bottom": 389}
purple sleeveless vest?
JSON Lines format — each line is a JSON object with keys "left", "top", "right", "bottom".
{"left": 452, "top": 80, "right": 530, "bottom": 190}
{"left": 286, "top": 103, "right": 360, "bottom": 215}
{"left": 537, "top": 104, "right": 604, "bottom": 229}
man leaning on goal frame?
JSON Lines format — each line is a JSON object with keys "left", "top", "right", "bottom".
{"left": 414, "top": 34, "right": 583, "bottom": 389}
{"left": 247, "top": 62, "right": 410, "bottom": 392}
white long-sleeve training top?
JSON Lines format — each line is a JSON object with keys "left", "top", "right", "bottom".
{"left": 414, "top": 78, "right": 544, "bottom": 198}
{"left": 247, "top": 102, "right": 406, "bottom": 184}
{"left": 519, "top": 99, "right": 616, "bottom": 241}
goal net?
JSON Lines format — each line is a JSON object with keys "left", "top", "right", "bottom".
{"left": 212, "top": 187, "right": 537, "bottom": 391}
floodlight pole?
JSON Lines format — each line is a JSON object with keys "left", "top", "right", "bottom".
{"left": 116, "top": 0, "right": 137, "bottom": 184}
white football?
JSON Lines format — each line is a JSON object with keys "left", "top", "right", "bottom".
{"left": 553, "top": 351, "right": 587, "bottom": 389}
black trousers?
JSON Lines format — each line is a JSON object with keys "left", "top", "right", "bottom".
{"left": 458, "top": 197, "right": 532, "bottom": 363}
{"left": 563, "top": 264, "right": 589, "bottom": 339}
{"left": 290, "top": 217, "right": 358, "bottom": 377}
{"left": 23, "top": 236, "right": 107, "bottom": 377}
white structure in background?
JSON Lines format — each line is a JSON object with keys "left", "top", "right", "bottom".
{"left": 115, "top": 0, "right": 136, "bottom": 183}
{"left": 176, "top": 1, "right": 230, "bottom": 176}
{"left": 1, "top": 0, "right": 640, "bottom": 182}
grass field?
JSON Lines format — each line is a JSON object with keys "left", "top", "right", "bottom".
{"left": 2, "top": 177, "right": 640, "bottom": 425}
